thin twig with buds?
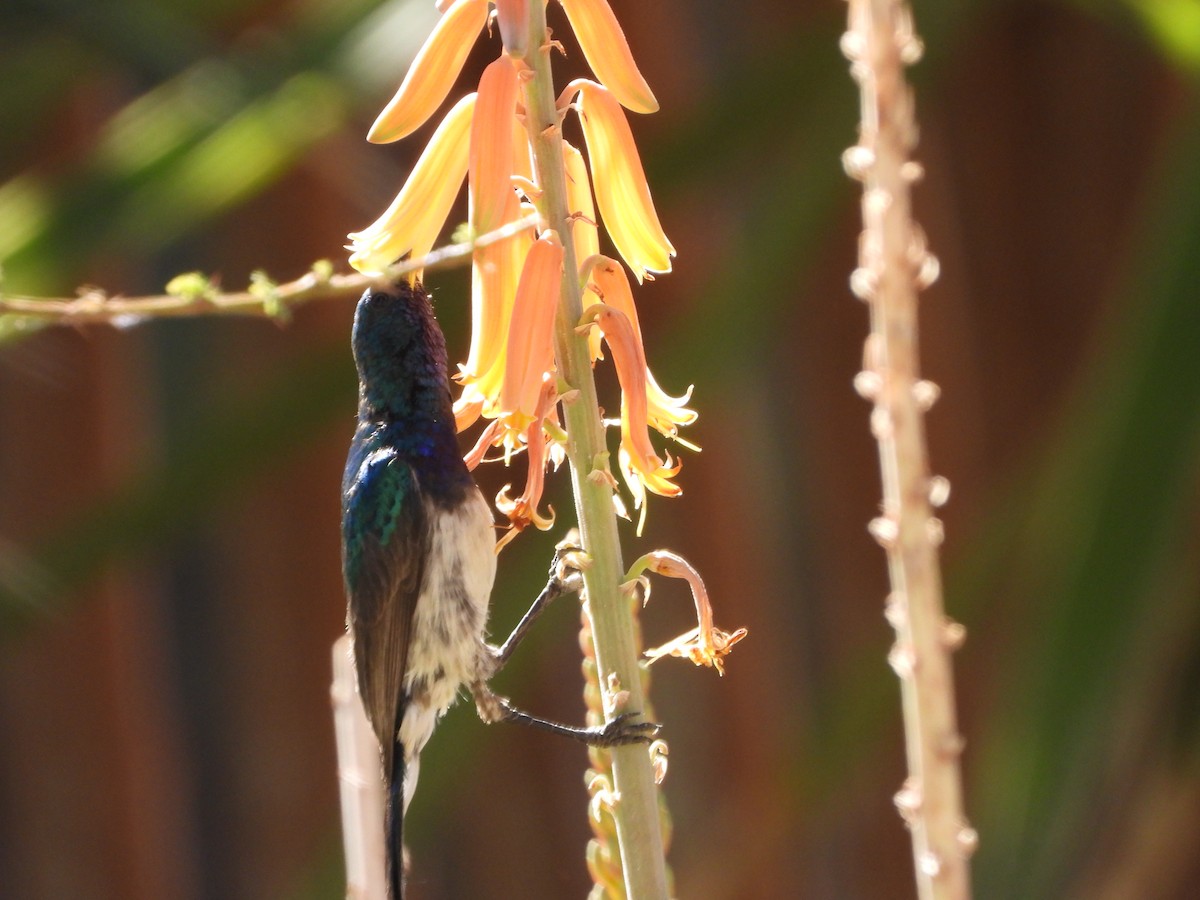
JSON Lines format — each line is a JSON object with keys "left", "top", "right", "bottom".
{"left": 0, "top": 213, "right": 541, "bottom": 328}
{"left": 842, "top": 0, "right": 975, "bottom": 897}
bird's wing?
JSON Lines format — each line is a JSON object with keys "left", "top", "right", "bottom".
{"left": 342, "top": 446, "right": 430, "bottom": 771}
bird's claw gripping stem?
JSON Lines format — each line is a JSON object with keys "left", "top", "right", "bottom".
{"left": 589, "top": 712, "right": 662, "bottom": 747}
{"left": 474, "top": 685, "right": 661, "bottom": 747}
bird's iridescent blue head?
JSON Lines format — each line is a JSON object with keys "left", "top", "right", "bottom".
{"left": 351, "top": 282, "right": 452, "bottom": 420}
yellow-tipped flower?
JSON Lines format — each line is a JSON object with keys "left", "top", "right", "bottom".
{"left": 569, "top": 80, "right": 674, "bottom": 282}
{"left": 588, "top": 257, "right": 697, "bottom": 438}
{"left": 348, "top": 94, "right": 475, "bottom": 275}
{"left": 368, "top": 0, "right": 489, "bottom": 143}
{"left": 579, "top": 304, "right": 683, "bottom": 522}
{"left": 456, "top": 54, "right": 535, "bottom": 428}
{"left": 563, "top": 141, "right": 605, "bottom": 361}
{"left": 618, "top": 401, "right": 683, "bottom": 497}
{"left": 617, "top": 405, "right": 682, "bottom": 534}
{"left": 559, "top": 0, "right": 658, "bottom": 114}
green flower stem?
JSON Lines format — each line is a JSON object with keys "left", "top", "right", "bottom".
{"left": 514, "top": 5, "right": 669, "bottom": 899}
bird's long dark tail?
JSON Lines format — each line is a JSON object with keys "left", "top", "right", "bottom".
{"left": 386, "top": 746, "right": 405, "bottom": 899}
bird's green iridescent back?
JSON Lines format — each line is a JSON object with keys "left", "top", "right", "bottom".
{"left": 341, "top": 440, "right": 415, "bottom": 591}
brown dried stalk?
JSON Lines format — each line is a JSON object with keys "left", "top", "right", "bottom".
{"left": 842, "top": 0, "right": 975, "bottom": 897}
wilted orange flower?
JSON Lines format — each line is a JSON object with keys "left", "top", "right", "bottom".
{"left": 627, "top": 550, "right": 748, "bottom": 676}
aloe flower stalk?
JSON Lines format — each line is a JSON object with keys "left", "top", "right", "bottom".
{"left": 505, "top": 6, "right": 670, "bottom": 894}
{"left": 344, "top": 2, "right": 746, "bottom": 896}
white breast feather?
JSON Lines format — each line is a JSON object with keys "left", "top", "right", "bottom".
{"left": 398, "top": 487, "right": 496, "bottom": 801}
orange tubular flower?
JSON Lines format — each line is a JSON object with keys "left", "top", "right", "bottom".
{"left": 368, "top": 0, "right": 489, "bottom": 143}
{"left": 499, "top": 233, "right": 565, "bottom": 432}
{"left": 588, "top": 257, "right": 697, "bottom": 438}
{"left": 348, "top": 94, "right": 475, "bottom": 275}
{"left": 580, "top": 305, "right": 682, "bottom": 515}
{"left": 469, "top": 55, "right": 519, "bottom": 233}
{"left": 558, "top": 0, "right": 658, "bottom": 114}
{"left": 457, "top": 192, "right": 532, "bottom": 422}
{"left": 569, "top": 80, "right": 674, "bottom": 282}
{"left": 458, "top": 219, "right": 533, "bottom": 434}
{"left": 456, "top": 54, "right": 536, "bottom": 433}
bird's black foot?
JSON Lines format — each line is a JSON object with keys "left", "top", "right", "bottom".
{"left": 586, "top": 711, "right": 663, "bottom": 747}
{"left": 491, "top": 532, "right": 588, "bottom": 671}
{"left": 472, "top": 684, "right": 661, "bottom": 747}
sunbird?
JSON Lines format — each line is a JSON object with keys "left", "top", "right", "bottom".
{"left": 341, "top": 283, "right": 656, "bottom": 898}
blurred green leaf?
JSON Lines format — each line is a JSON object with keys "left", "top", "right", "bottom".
{"left": 0, "top": 0, "right": 422, "bottom": 292}
{"left": 1128, "top": 0, "right": 1200, "bottom": 70}
{"left": 969, "top": 103, "right": 1200, "bottom": 898}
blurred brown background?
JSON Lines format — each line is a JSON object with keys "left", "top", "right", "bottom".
{"left": 2, "top": 0, "right": 1199, "bottom": 897}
